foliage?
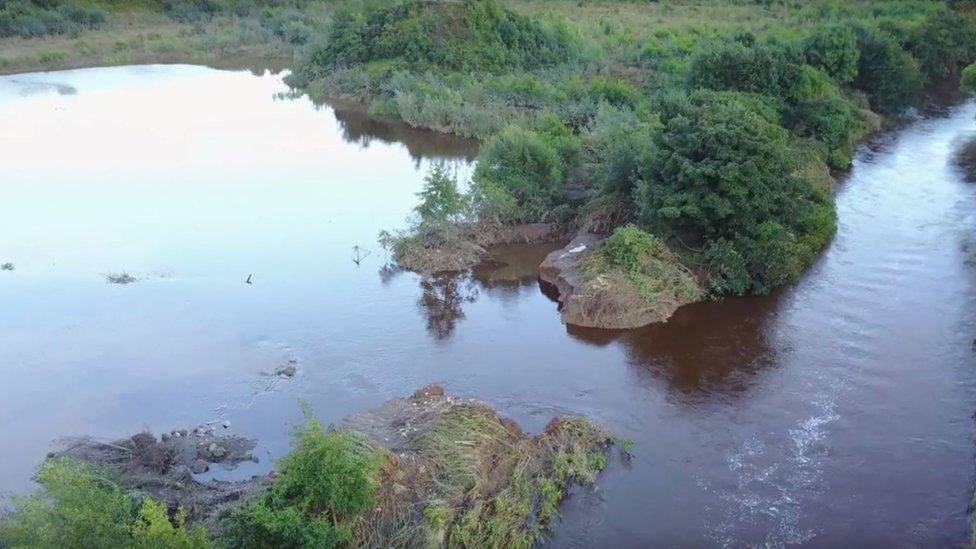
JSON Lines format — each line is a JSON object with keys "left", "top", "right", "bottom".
{"left": 803, "top": 24, "right": 859, "bottom": 83}
{"left": 0, "top": 458, "right": 208, "bottom": 549}
{"left": 309, "top": 0, "right": 583, "bottom": 73}
{"left": 905, "top": 8, "right": 976, "bottom": 80}
{"left": 217, "top": 412, "right": 380, "bottom": 549}
{"left": 414, "top": 162, "right": 467, "bottom": 227}
{"left": 0, "top": 0, "right": 104, "bottom": 38}
{"left": 851, "top": 25, "right": 923, "bottom": 113}
{"left": 471, "top": 124, "right": 563, "bottom": 223}
{"left": 637, "top": 92, "right": 836, "bottom": 294}
{"left": 962, "top": 62, "right": 976, "bottom": 94}
{"left": 597, "top": 224, "right": 701, "bottom": 303}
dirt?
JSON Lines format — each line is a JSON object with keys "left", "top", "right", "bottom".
{"left": 53, "top": 424, "right": 266, "bottom": 521}
{"left": 538, "top": 233, "right": 698, "bottom": 329}
{"left": 392, "top": 222, "right": 567, "bottom": 274}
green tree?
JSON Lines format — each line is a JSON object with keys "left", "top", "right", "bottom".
{"left": 908, "top": 8, "right": 976, "bottom": 79}
{"left": 471, "top": 125, "right": 564, "bottom": 223}
{"left": 852, "top": 25, "right": 923, "bottom": 113}
{"left": 803, "top": 24, "right": 860, "bottom": 83}
{"left": 414, "top": 163, "right": 467, "bottom": 227}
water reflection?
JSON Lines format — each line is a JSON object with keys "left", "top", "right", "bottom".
{"left": 331, "top": 100, "right": 480, "bottom": 163}
{"left": 568, "top": 294, "right": 782, "bottom": 399}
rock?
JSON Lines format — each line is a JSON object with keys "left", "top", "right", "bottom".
{"left": 222, "top": 420, "right": 231, "bottom": 429}
{"left": 208, "top": 443, "right": 227, "bottom": 460}
{"left": 192, "top": 458, "right": 209, "bottom": 474}
{"left": 411, "top": 384, "right": 444, "bottom": 401}
{"left": 161, "top": 432, "right": 171, "bottom": 442}
{"left": 275, "top": 360, "right": 297, "bottom": 378}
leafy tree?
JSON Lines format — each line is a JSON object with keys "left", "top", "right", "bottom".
{"left": 414, "top": 163, "right": 467, "bottom": 227}
{"left": 636, "top": 92, "right": 835, "bottom": 294}
{"left": 907, "top": 8, "right": 976, "bottom": 79}
{"left": 803, "top": 24, "right": 860, "bottom": 83}
{"left": 962, "top": 61, "right": 976, "bottom": 93}
{"left": 852, "top": 25, "right": 923, "bottom": 113}
{"left": 471, "top": 125, "right": 563, "bottom": 223}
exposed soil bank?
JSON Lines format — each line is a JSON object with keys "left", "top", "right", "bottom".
{"left": 390, "top": 222, "right": 566, "bottom": 274}
{"left": 538, "top": 233, "right": 700, "bottom": 329}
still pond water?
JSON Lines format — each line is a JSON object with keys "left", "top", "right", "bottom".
{"left": 2, "top": 65, "right": 976, "bottom": 547}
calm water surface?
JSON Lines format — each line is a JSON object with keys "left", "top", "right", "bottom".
{"left": 2, "top": 65, "right": 976, "bottom": 547}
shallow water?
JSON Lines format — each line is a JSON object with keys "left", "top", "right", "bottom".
{"left": 2, "top": 65, "right": 976, "bottom": 547}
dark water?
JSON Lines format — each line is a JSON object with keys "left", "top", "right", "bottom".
{"left": 2, "top": 65, "right": 976, "bottom": 547}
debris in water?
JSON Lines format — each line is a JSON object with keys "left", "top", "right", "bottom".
{"left": 1, "top": 262, "right": 13, "bottom": 271}
{"left": 104, "top": 271, "right": 138, "bottom": 284}
{"left": 245, "top": 274, "right": 252, "bottom": 284}
{"left": 274, "top": 359, "right": 298, "bottom": 378}
{"left": 352, "top": 245, "right": 371, "bottom": 265}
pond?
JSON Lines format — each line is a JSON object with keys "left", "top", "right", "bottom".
{"left": 1, "top": 64, "right": 975, "bottom": 546}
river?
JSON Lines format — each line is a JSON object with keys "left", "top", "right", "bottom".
{"left": 1, "top": 65, "right": 975, "bottom": 547}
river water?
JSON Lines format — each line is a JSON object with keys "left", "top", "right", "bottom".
{"left": 1, "top": 65, "right": 975, "bottom": 547}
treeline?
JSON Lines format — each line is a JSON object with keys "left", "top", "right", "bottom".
{"left": 0, "top": 0, "right": 105, "bottom": 38}
{"left": 293, "top": 0, "right": 976, "bottom": 296}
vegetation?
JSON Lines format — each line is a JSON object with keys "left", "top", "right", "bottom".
{"left": 0, "top": 0, "right": 105, "bottom": 39}
{"left": 217, "top": 412, "right": 381, "bottom": 548}
{"left": 594, "top": 224, "right": 700, "bottom": 304}
{"left": 0, "top": 458, "right": 208, "bottom": 548}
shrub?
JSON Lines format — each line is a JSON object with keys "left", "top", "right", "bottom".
{"left": 637, "top": 92, "right": 835, "bottom": 294}
{"left": 0, "top": 0, "right": 105, "bottom": 38}
{"left": 414, "top": 162, "right": 468, "bottom": 227}
{"left": 0, "top": 458, "right": 208, "bottom": 549}
{"left": 471, "top": 125, "right": 563, "bottom": 223}
{"left": 907, "top": 8, "right": 976, "bottom": 80}
{"left": 852, "top": 25, "right": 923, "bottom": 113}
{"left": 217, "top": 413, "right": 380, "bottom": 549}
{"left": 687, "top": 40, "right": 807, "bottom": 102}
{"left": 803, "top": 24, "right": 860, "bottom": 83}
{"left": 310, "top": 0, "right": 583, "bottom": 73}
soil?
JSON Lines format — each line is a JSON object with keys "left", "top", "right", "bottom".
{"left": 393, "top": 222, "right": 567, "bottom": 274}
{"left": 53, "top": 424, "right": 267, "bottom": 521}
{"left": 538, "top": 233, "right": 698, "bottom": 329}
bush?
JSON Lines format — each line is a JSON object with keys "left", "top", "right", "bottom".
{"left": 636, "top": 92, "right": 835, "bottom": 294}
{"left": 0, "top": 0, "right": 105, "bottom": 38}
{"left": 962, "top": 61, "right": 976, "bottom": 93}
{"left": 803, "top": 24, "right": 860, "bottom": 83}
{"left": 687, "top": 40, "right": 807, "bottom": 102}
{"left": 414, "top": 162, "right": 468, "bottom": 227}
{"left": 310, "top": 0, "right": 583, "bottom": 73}
{"left": 0, "top": 458, "right": 208, "bottom": 549}
{"left": 471, "top": 125, "right": 563, "bottom": 223}
{"left": 852, "top": 25, "right": 923, "bottom": 113}
{"left": 217, "top": 413, "right": 380, "bottom": 549}
{"left": 907, "top": 8, "right": 976, "bottom": 80}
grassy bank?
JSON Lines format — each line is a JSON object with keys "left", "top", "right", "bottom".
{"left": 0, "top": 387, "right": 615, "bottom": 548}
{"left": 0, "top": 0, "right": 333, "bottom": 74}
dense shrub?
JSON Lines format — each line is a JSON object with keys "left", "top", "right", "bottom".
{"left": 906, "top": 8, "right": 976, "bottom": 79}
{"left": 0, "top": 458, "right": 208, "bottom": 549}
{"left": 414, "top": 162, "right": 468, "bottom": 227}
{"left": 687, "top": 40, "right": 807, "bottom": 102}
{"left": 803, "top": 24, "right": 860, "bottom": 83}
{"left": 636, "top": 92, "right": 836, "bottom": 294}
{"left": 0, "top": 0, "right": 104, "bottom": 38}
{"left": 471, "top": 125, "right": 564, "bottom": 223}
{"left": 310, "top": 0, "right": 583, "bottom": 73}
{"left": 217, "top": 414, "right": 380, "bottom": 549}
{"left": 852, "top": 25, "right": 923, "bottom": 113}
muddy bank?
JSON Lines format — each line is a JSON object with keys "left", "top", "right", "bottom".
{"left": 48, "top": 385, "right": 613, "bottom": 545}
{"left": 388, "top": 222, "right": 567, "bottom": 274}
{"left": 955, "top": 135, "right": 976, "bottom": 182}
{"left": 54, "top": 424, "right": 267, "bottom": 522}
{"left": 539, "top": 234, "right": 701, "bottom": 330}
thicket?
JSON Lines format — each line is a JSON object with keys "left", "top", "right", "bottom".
{"left": 0, "top": 0, "right": 105, "bottom": 38}
{"left": 0, "top": 458, "right": 209, "bottom": 548}
{"left": 217, "top": 413, "right": 380, "bottom": 548}
{"left": 310, "top": 0, "right": 976, "bottom": 297}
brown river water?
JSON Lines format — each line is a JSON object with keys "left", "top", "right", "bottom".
{"left": 2, "top": 65, "right": 976, "bottom": 547}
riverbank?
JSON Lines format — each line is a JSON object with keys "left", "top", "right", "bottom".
{"left": 0, "top": 0, "right": 330, "bottom": 75}
{"left": 1, "top": 386, "right": 615, "bottom": 547}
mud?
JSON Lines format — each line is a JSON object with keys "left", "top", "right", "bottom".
{"left": 54, "top": 425, "right": 265, "bottom": 521}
